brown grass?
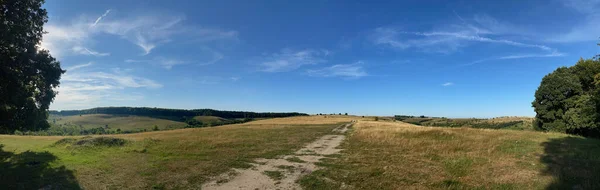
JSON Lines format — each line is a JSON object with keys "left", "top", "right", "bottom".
{"left": 246, "top": 115, "right": 367, "bottom": 125}
{"left": 300, "top": 121, "right": 600, "bottom": 189}
{"left": 0, "top": 117, "right": 350, "bottom": 189}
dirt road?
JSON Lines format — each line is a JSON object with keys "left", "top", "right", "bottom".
{"left": 202, "top": 122, "right": 353, "bottom": 190}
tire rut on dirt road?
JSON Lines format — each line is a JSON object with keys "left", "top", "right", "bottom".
{"left": 201, "top": 122, "right": 354, "bottom": 190}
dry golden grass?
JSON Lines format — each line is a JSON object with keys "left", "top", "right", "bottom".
{"left": 247, "top": 115, "right": 367, "bottom": 125}
{"left": 300, "top": 121, "right": 600, "bottom": 190}
{"left": 0, "top": 116, "right": 350, "bottom": 189}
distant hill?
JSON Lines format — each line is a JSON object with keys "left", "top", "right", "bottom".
{"left": 192, "top": 116, "right": 229, "bottom": 123}
{"left": 49, "top": 107, "right": 308, "bottom": 122}
{"left": 49, "top": 114, "right": 187, "bottom": 132}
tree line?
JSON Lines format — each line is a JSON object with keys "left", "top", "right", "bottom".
{"left": 49, "top": 107, "right": 307, "bottom": 121}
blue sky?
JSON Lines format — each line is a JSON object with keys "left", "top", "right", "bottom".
{"left": 43, "top": 0, "right": 600, "bottom": 117}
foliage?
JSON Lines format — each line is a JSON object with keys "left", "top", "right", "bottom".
{"left": 0, "top": 0, "right": 64, "bottom": 133}
{"left": 396, "top": 116, "right": 533, "bottom": 130}
{"left": 49, "top": 107, "right": 307, "bottom": 122}
{"left": 54, "top": 137, "right": 127, "bottom": 147}
{"left": 532, "top": 58, "right": 600, "bottom": 137}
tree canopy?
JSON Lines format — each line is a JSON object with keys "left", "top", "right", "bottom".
{"left": 0, "top": 0, "right": 64, "bottom": 133}
{"left": 49, "top": 107, "right": 308, "bottom": 120}
{"left": 532, "top": 58, "right": 600, "bottom": 137}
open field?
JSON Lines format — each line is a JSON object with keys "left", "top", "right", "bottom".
{"left": 0, "top": 116, "right": 356, "bottom": 189}
{"left": 49, "top": 114, "right": 187, "bottom": 131}
{"left": 2, "top": 115, "right": 599, "bottom": 189}
{"left": 300, "top": 120, "right": 600, "bottom": 189}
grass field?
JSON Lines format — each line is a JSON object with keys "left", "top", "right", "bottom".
{"left": 0, "top": 116, "right": 356, "bottom": 189}
{"left": 49, "top": 114, "right": 187, "bottom": 131}
{"left": 300, "top": 120, "right": 600, "bottom": 189}
{"left": 2, "top": 116, "right": 599, "bottom": 189}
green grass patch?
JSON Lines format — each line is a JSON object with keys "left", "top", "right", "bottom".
{"left": 262, "top": 170, "right": 284, "bottom": 180}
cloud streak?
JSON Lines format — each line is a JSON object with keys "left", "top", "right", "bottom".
{"left": 442, "top": 82, "right": 454, "bottom": 86}
{"left": 66, "top": 62, "right": 94, "bottom": 72}
{"left": 91, "top": 9, "right": 111, "bottom": 27}
{"left": 372, "top": 27, "right": 554, "bottom": 53}
{"left": 260, "top": 49, "right": 329, "bottom": 72}
{"left": 307, "top": 62, "right": 368, "bottom": 78}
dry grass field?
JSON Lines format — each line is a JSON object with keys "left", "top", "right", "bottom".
{"left": 2, "top": 116, "right": 599, "bottom": 189}
{"left": 0, "top": 116, "right": 356, "bottom": 189}
{"left": 300, "top": 120, "right": 600, "bottom": 189}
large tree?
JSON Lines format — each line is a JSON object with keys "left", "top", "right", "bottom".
{"left": 532, "top": 58, "right": 600, "bottom": 137}
{"left": 0, "top": 0, "right": 64, "bottom": 133}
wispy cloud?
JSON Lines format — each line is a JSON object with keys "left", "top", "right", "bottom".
{"left": 307, "top": 62, "right": 368, "bottom": 79}
{"left": 41, "top": 9, "right": 238, "bottom": 57}
{"left": 72, "top": 46, "right": 109, "bottom": 56}
{"left": 91, "top": 9, "right": 111, "bottom": 27}
{"left": 53, "top": 66, "right": 161, "bottom": 110}
{"left": 442, "top": 82, "right": 454, "bottom": 86}
{"left": 463, "top": 51, "right": 565, "bottom": 66}
{"left": 260, "top": 49, "right": 329, "bottom": 72}
{"left": 498, "top": 52, "right": 565, "bottom": 60}
{"left": 66, "top": 62, "right": 94, "bottom": 72}
{"left": 550, "top": 0, "right": 600, "bottom": 42}
{"left": 371, "top": 27, "right": 554, "bottom": 53}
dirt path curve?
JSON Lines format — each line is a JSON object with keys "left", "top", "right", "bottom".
{"left": 202, "top": 122, "right": 354, "bottom": 190}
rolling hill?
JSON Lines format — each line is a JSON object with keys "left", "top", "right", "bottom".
{"left": 49, "top": 114, "right": 187, "bottom": 131}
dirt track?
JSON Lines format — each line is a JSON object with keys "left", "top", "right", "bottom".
{"left": 202, "top": 122, "right": 353, "bottom": 190}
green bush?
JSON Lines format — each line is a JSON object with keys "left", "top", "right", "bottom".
{"left": 55, "top": 137, "right": 127, "bottom": 147}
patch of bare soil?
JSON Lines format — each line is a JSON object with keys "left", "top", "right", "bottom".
{"left": 201, "top": 122, "right": 353, "bottom": 190}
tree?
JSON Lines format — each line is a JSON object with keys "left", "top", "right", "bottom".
{"left": 0, "top": 0, "right": 64, "bottom": 133}
{"left": 532, "top": 59, "right": 600, "bottom": 137}
{"left": 152, "top": 125, "right": 159, "bottom": 131}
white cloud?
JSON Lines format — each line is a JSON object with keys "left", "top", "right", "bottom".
{"left": 41, "top": 9, "right": 238, "bottom": 57}
{"left": 72, "top": 46, "right": 109, "bottom": 56}
{"left": 463, "top": 51, "right": 566, "bottom": 66}
{"left": 53, "top": 67, "right": 161, "bottom": 110}
{"left": 307, "top": 62, "right": 368, "bottom": 78}
{"left": 498, "top": 52, "right": 565, "bottom": 60}
{"left": 66, "top": 62, "right": 94, "bottom": 72}
{"left": 260, "top": 49, "right": 329, "bottom": 72}
{"left": 442, "top": 82, "right": 454, "bottom": 86}
{"left": 372, "top": 27, "right": 554, "bottom": 53}
{"left": 91, "top": 9, "right": 111, "bottom": 27}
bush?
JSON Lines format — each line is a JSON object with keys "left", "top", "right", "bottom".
{"left": 55, "top": 137, "right": 127, "bottom": 147}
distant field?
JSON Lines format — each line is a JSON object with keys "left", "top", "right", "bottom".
{"left": 49, "top": 114, "right": 187, "bottom": 131}
{"left": 300, "top": 120, "right": 600, "bottom": 189}
{"left": 0, "top": 115, "right": 357, "bottom": 189}
{"left": 399, "top": 116, "right": 535, "bottom": 130}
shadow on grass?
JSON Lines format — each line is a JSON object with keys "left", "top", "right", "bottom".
{"left": 0, "top": 144, "right": 81, "bottom": 189}
{"left": 541, "top": 137, "right": 600, "bottom": 190}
